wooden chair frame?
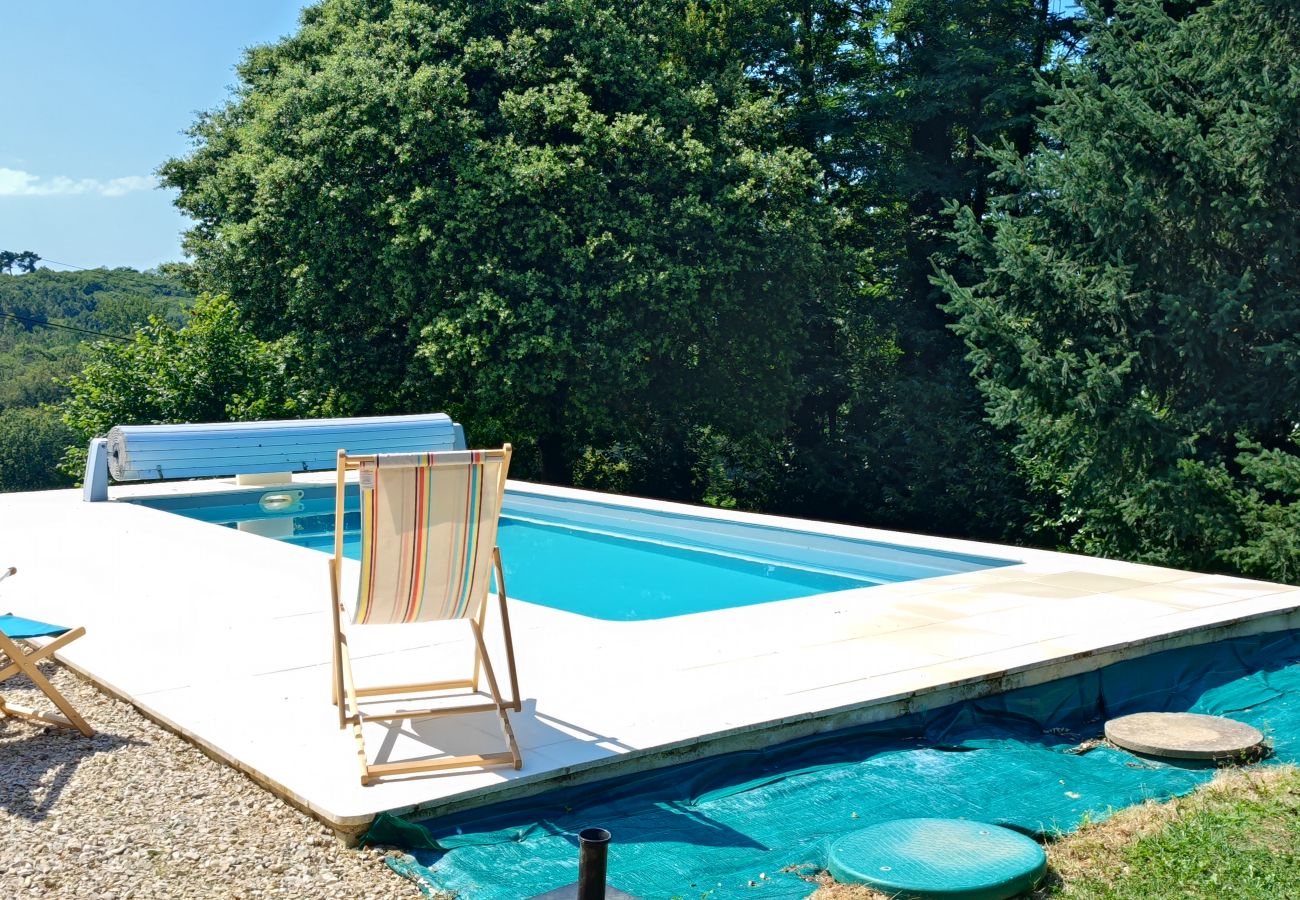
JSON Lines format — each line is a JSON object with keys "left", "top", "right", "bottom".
{"left": 328, "top": 447, "right": 522, "bottom": 785}
{"left": 0, "top": 567, "right": 94, "bottom": 737}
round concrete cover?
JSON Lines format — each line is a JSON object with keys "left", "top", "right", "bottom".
{"left": 827, "top": 818, "right": 1047, "bottom": 900}
{"left": 1105, "top": 712, "right": 1264, "bottom": 760}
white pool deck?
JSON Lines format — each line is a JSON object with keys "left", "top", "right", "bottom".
{"left": 3, "top": 478, "right": 1299, "bottom": 839}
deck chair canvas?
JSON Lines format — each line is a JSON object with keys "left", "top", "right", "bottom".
{"left": 330, "top": 446, "right": 522, "bottom": 785}
{"left": 0, "top": 567, "right": 94, "bottom": 737}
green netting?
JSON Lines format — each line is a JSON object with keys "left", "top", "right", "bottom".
{"left": 366, "top": 630, "right": 1300, "bottom": 899}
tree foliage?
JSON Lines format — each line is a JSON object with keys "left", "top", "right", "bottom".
{"left": 670, "top": 0, "right": 1075, "bottom": 535}
{"left": 159, "top": 0, "right": 1075, "bottom": 527}
{"left": 0, "top": 267, "right": 189, "bottom": 344}
{"left": 940, "top": 0, "right": 1300, "bottom": 572}
{"left": 1229, "top": 439, "right": 1300, "bottom": 583}
{"left": 58, "top": 295, "right": 306, "bottom": 477}
{"left": 161, "top": 0, "right": 855, "bottom": 486}
{"left": 0, "top": 251, "right": 40, "bottom": 275}
{"left": 1, "top": 270, "right": 190, "bottom": 397}
{"left": 0, "top": 267, "right": 192, "bottom": 491}
{"left": 28, "top": 0, "right": 1296, "bottom": 584}
{"left": 0, "top": 406, "right": 75, "bottom": 493}
{"left": 852, "top": 0, "right": 1079, "bottom": 539}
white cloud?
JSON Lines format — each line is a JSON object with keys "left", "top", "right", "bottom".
{"left": 0, "top": 167, "right": 156, "bottom": 197}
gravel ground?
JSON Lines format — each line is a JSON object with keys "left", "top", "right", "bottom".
{"left": 0, "top": 657, "right": 423, "bottom": 899}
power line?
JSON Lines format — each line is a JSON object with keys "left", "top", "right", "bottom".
{"left": 0, "top": 310, "right": 135, "bottom": 343}
{"left": 38, "top": 259, "right": 94, "bottom": 271}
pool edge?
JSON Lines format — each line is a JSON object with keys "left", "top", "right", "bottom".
{"left": 389, "top": 602, "right": 1300, "bottom": 833}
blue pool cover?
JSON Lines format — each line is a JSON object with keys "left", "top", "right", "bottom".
{"left": 367, "top": 630, "right": 1300, "bottom": 898}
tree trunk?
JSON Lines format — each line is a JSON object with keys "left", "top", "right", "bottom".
{"left": 537, "top": 429, "right": 569, "bottom": 485}
{"left": 902, "top": 113, "right": 955, "bottom": 356}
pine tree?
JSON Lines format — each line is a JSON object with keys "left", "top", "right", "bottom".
{"left": 940, "top": 0, "right": 1300, "bottom": 575}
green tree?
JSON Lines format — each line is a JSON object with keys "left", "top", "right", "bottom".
{"left": 0, "top": 406, "right": 76, "bottom": 492}
{"left": 160, "top": 0, "right": 853, "bottom": 488}
{"left": 0, "top": 267, "right": 189, "bottom": 333}
{"left": 667, "top": 0, "right": 1074, "bottom": 534}
{"left": 847, "top": 0, "right": 1079, "bottom": 540}
{"left": 59, "top": 295, "right": 307, "bottom": 476}
{"left": 940, "top": 0, "right": 1300, "bottom": 572}
{"left": 1229, "top": 439, "right": 1300, "bottom": 583}
{"left": 0, "top": 251, "right": 39, "bottom": 274}
{"left": 0, "top": 266, "right": 193, "bottom": 446}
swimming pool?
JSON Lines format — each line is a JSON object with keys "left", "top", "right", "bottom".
{"left": 128, "top": 486, "right": 1013, "bottom": 620}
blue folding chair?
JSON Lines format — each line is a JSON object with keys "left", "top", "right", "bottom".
{"left": 0, "top": 567, "right": 93, "bottom": 736}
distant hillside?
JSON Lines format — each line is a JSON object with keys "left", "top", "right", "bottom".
{"left": 1, "top": 267, "right": 191, "bottom": 407}
{"left": 1, "top": 267, "right": 190, "bottom": 344}
{"left": 0, "top": 267, "right": 193, "bottom": 491}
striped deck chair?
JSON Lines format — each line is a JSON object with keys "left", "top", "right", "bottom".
{"left": 329, "top": 446, "right": 522, "bottom": 784}
{"left": 0, "top": 567, "right": 94, "bottom": 737}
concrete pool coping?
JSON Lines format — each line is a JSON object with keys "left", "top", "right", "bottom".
{"left": 2, "top": 477, "right": 1298, "bottom": 838}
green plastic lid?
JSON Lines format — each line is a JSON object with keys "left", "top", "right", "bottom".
{"left": 827, "top": 818, "right": 1047, "bottom": 900}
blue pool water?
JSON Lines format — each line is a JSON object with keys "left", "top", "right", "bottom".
{"left": 129, "top": 486, "right": 1011, "bottom": 620}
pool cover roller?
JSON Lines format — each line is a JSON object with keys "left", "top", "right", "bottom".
{"left": 84, "top": 413, "right": 465, "bottom": 499}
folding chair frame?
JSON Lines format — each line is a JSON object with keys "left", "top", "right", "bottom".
{"left": 328, "top": 446, "right": 522, "bottom": 785}
{"left": 0, "top": 568, "right": 94, "bottom": 737}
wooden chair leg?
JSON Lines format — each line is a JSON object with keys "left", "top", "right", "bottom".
{"left": 471, "top": 603, "right": 486, "bottom": 694}
{"left": 469, "top": 621, "right": 522, "bottom": 769}
{"left": 493, "top": 547, "right": 522, "bottom": 712}
{"left": 0, "top": 696, "right": 84, "bottom": 733}
{"left": 0, "top": 631, "right": 93, "bottom": 737}
{"left": 335, "top": 627, "right": 372, "bottom": 783}
{"left": 329, "top": 560, "right": 347, "bottom": 726}
{"left": 332, "top": 630, "right": 349, "bottom": 727}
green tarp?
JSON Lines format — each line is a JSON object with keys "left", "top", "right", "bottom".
{"left": 366, "top": 630, "right": 1300, "bottom": 899}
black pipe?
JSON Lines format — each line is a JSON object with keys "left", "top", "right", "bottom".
{"left": 576, "top": 827, "right": 612, "bottom": 900}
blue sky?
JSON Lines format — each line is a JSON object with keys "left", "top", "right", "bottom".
{"left": 0, "top": 2, "right": 311, "bottom": 271}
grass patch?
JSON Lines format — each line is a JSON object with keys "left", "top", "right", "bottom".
{"left": 809, "top": 765, "right": 1300, "bottom": 900}
{"left": 1040, "top": 765, "right": 1300, "bottom": 899}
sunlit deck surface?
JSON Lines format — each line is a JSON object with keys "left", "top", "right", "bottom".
{"left": 3, "top": 479, "right": 1298, "bottom": 837}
